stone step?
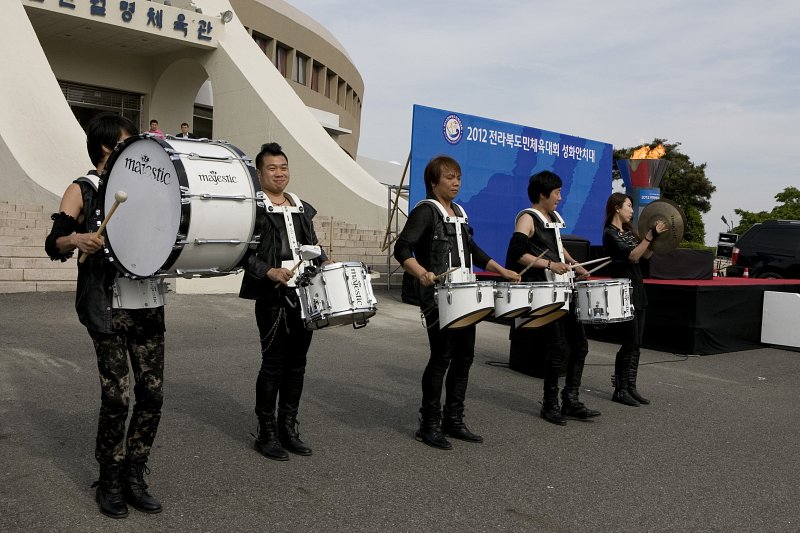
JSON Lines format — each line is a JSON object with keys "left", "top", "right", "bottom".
{"left": 0, "top": 235, "right": 46, "bottom": 246}
{"left": 0, "top": 218, "right": 49, "bottom": 229}
{"left": 0, "top": 245, "right": 48, "bottom": 258}
{"left": 0, "top": 226, "right": 48, "bottom": 237}
{"left": 23, "top": 268, "right": 77, "bottom": 281}
{"left": 0, "top": 202, "right": 44, "bottom": 213}
{"left": 0, "top": 280, "right": 74, "bottom": 293}
{"left": 6, "top": 257, "right": 75, "bottom": 269}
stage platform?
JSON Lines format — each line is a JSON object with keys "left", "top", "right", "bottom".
{"left": 586, "top": 278, "right": 800, "bottom": 355}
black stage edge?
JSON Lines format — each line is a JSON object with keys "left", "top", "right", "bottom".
{"left": 585, "top": 279, "right": 800, "bottom": 355}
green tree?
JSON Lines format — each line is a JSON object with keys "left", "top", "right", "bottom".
{"left": 732, "top": 186, "right": 800, "bottom": 234}
{"left": 614, "top": 139, "right": 716, "bottom": 244}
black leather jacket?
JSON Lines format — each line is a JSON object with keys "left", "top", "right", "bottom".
{"left": 238, "top": 199, "right": 326, "bottom": 304}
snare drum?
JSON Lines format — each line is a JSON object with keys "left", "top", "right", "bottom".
{"left": 99, "top": 135, "right": 263, "bottom": 278}
{"left": 514, "top": 309, "right": 569, "bottom": 329}
{"left": 493, "top": 281, "right": 569, "bottom": 319}
{"left": 436, "top": 281, "right": 495, "bottom": 329}
{"left": 574, "top": 279, "right": 633, "bottom": 324}
{"left": 298, "top": 262, "right": 378, "bottom": 330}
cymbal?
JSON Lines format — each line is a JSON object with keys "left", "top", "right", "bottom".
{"left": 638, "top": 199, "right": 686, "bottom": 254}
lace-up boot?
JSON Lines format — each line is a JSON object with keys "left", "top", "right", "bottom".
{"left": 278, "top": 414, "right": 312, "bottom": 456}
{"left": 122, "top": 459, "right": 162, "bottom": 513}
{"left": 415, "top": 413, "right": 452, "bottom": 450}
{"left": 92, "top": 464, "right": 128, "bottom": 519}
{"left": 255, "top": 416, "right": 289, "bottom": 461}
{"left": 442, "top": 408, "right": 483, "bottom": 443}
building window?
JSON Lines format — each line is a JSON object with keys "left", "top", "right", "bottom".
{"left": 276, "top": 44, "right": 289, "bottom": 77}
{"left": 293, "top": 53, "right": 308, "bottom": 85}
{"left": 252, "top": 31, "right": 271, "bottom": 55}
{"left": 326, "top": 71, "right": 337, "bottom": 99}
{"left": 311, "top": 61, "right": 324, "bottom": 92}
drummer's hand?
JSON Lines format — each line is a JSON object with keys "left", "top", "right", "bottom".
{"left": 267, "top": 267, "right": 294, "bottom": 285}
{"left": 652, "top": 220, "right": 669, "bottom": 236}
{"left": 500, "top": 268, "right": 521, "bottom": 283}
{"left": 575, "top": 266, "right": 590, "bottom": 281}
{"left": 549, "top": 261, "right": 570, "bottom": 275}
{"left": 73, "top": 232, "right": 104, "bottom": 254}
{"left": 418, "top": 271, "right": 436, "bottom": 287}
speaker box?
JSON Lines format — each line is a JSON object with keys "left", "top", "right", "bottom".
{"left": 561, "top": 234, "right": 590, "bottom": 263}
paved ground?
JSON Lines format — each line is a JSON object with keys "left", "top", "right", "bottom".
{"left": 1, "top": 289, "right": 798, "bottom": 532}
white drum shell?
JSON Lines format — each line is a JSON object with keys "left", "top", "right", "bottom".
{"left": 436, "top": 281, "right": 495, "bottom": 330}
{"left": 111, "top": 277, "right": 165, "bottom": 309}
{"left": 102, "top": 136, "right": 260, "bottom": 278}
{"left": 574, "top": 279, "right": 633, "bottom": 324}
{"left": 298, "top": 262, "right": 378, "bottom": 330}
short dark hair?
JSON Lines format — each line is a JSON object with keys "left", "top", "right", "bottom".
{"left": 86, "top": 112, "right": 138, "bottom": 167}
{"left": 180, "top": 122, "right": 189, "bottom": 128}
{"left": 255, "top": 142, "right": 288, "bottom": 169}
{"left": 528, "top": 170, "right": 562, "bottom": 204}
{"left": 149, "top": 119, "right": 158, "bottom": 125}
{"left": 423, "top": 155, "right": 461, "bottom": 197}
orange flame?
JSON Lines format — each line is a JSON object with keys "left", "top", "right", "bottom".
{"left": 631, "top": 144, "right": 666, "bottom": 159}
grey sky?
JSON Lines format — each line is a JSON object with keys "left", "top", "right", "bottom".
{"left": 290, "top": 0, "right": 799, "bottom": 243}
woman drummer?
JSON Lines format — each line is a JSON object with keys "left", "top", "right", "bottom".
{"left": 394, "top": 155, "right": 520, "bottom": 450}
{"left": 603, "top": 193, "right": 668, "bottom": 406}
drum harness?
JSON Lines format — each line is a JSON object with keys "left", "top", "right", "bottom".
{"left": 260, "top": 192, "right": 310, "bottom": 351}
{"left": 417, "top": 199, "right": 473, "bottom": 330}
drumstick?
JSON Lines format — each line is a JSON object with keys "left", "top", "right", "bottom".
{"left": 78, "top": 191, "right": 127, "bottom": 264}
{"left": 434, "top": 266, "right": 460, "bottom": 282}
{"left": 585, "top": 260, "right": 611, "bottom": 276}
{"left": 568, "top": 256, "right": 611, "bottom": 270}
{"left": 519, "top": 250, "right": 549, "bottom": 277}
{"left": 274, "top": 260, "right": 304, "bottom": 288}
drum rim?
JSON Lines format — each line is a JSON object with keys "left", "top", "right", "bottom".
{"left": 99, "top": 134, "right": 191, "bottom": 278}
{"left": 441, "top": 306, "right": 494, "bottom": 329}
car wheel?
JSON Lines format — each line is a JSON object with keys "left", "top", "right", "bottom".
{"left": 756, "top": 271, "right": 784, "bottom": 279}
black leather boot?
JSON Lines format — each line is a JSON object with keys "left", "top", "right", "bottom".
{"left": 540, "top": 388, "right": 566, "bottom": 426}
{"left": 121, "top": 459, "right": 162, "bottom": 514}
{"left": 561, "top": 393, "right": 601, "bottom": 419}
{"left": 442, "top": 409, "right": 483, "bottom": 443}
{"left": 278, "top": 414, "right": 312, "bottom": 456}
{"left": 611, "top": 375, "right": 640, "bottom": 407}
{"left": 415, "top": 414, "right": 452, "bottom": 450}
{"left": 92, "top": 464, "right": 128, "bottom": 519}
{"left": 255, "top": 416, "right": 289, "bottom": 461}
{"left": 628, "top": 355, "right": 650, "bottom": 405}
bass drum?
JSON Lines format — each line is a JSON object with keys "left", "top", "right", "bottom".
{"left": 99, "top": 134, "right": 263, "bottom": 278}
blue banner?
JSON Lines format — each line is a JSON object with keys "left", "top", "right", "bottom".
{"left": 409, "top": 105, "right": 613, "bottom": 266}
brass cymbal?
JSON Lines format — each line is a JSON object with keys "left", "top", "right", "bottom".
{"left": 638, "top": 199, "right": 686, "bottom": 254}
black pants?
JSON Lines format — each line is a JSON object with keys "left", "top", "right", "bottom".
{"left": 88, "top": 307, "right": 165, "bottom": 466}
{"left": 254, "top": 298, "right": 312, "bottom": 419}
{"left": 615, "top": 308, "right": 646, "bottom": 376}
{"left": 541, "top": 310, "right": 589, "bottom": 397}
{"left": 419, "top": 307, "right": 476, "bottom": 419}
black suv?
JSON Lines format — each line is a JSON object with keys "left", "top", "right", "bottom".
{"left": 728, "top": 220, "right": 800, "bottom": 279}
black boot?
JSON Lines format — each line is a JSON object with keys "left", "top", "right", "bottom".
{"left": 561, "top": 392, "right": 601, "bottom": 419}
{"left": 628, "top": 354, "right": 650, "bottom": 405}
{"left": 255, "top": 416, "right": 289, "bottom": 461}
{"left": 540, "top": 388, "right": 566, "bottom": 426}
{"left": 121, "top": 459, "right": 162, "bottom": 514}
{"left": 415, "top": 413, "right": 452, "bottom": 450}
{"left": 442, "top": 409, "right": 483, "bottom": 443}
{"left": 278, "top": 414, "right": 312, "bottom": 456}
{"left": 611, "top": 375, "right": 640, "bottom": 407}
{"left": 92, "top": 464, "right": 128, "bottom": 519}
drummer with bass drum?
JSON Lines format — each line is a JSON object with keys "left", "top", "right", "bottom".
{"left": 603, "top": 193, "right": 668, "bottom": 406}
{"left": 44, "top": 112, "right": 166, "bottom": 518}
{"left": 239, "top": 142, "right": 329, "bottom": 461}
{"left": 394, "top": 155, "right": 520, "bottom": 450}
{"left": 505, "top": 171, "right": 600, "bottom": 425}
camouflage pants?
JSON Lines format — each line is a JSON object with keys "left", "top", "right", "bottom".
{"left": 88, "top": 307, "right": 165, "bottom": 466}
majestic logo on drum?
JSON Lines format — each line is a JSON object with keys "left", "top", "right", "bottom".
{"left": 443, "top": 114, "right": 463, "bottom": 145}
{"left": 198, "top": 170, "right": 239, "bottom": 184}
{"left": 124, "top": 154, "right": 172, "bottom": 185}
{"left": 348, "top": 267, "right": 365, "bottom": 307}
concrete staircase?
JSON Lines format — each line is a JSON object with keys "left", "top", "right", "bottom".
{"left": 0, "top": 201, "right": 76, "bottom": 293}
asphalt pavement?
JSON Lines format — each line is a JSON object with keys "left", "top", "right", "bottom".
{"left": 1, "top": 290, "right": 798, "bottom": 532}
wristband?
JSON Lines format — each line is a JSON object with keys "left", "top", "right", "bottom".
{"left": 546, "top": 260, "right": 551, "bottom": 271}
{"left": 644, "top": 236, "right": 652, "bottom": 242}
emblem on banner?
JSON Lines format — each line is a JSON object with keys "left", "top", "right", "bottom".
{"left": 443, "top": 114, "right": 463, "bottom": 145}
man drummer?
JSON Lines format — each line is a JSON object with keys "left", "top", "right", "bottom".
{"left": 240, "top": 142, "right": 329, "bottom": 461}
{"left": 505, "top": 171, "right": 600, "bottom": 425}
{"left": 44, "top": 112, "right": 166, "bottom": 518}
{"left": 394, "top": 155, "right": 520, "bottom": 450}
